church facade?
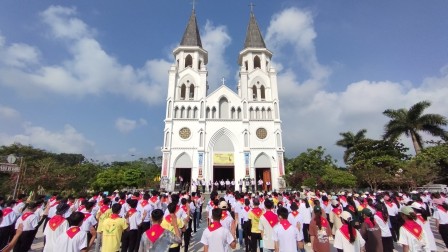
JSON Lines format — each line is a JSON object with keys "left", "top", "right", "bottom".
{"left": 160, "top": 10, "right": 285, "bottom": 191}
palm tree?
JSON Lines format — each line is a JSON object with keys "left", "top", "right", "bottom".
{"left": 336, "top": 129, "right": 367, "bottom": 164}
{"left": 383, "top": 100, "right": 448, "bottom": 154}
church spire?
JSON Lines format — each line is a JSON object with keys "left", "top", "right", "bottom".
{"left": 180, "top": 10, "right": 203, "bottom": 48}
{"left": 243, "top": 11, "right": 266, "bottom": 49}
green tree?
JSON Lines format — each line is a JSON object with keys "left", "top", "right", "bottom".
{"left": 336, "top": 129, "right": 368, "bottom": 164}
{"left": 322, "top": 167, "right": 357, "bottom": 190}
{"left": 383, "top": 101, "right": 448, "bottom": 154}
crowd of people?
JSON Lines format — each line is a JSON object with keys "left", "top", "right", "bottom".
{"left": 184, "top": 178, "right": 272, "bottom": 194}
{"left": 0, "top": 188, "right": 446, "bottom": 252}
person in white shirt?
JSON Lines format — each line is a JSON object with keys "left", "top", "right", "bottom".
{"left": 122, "top": 199, "right": 142, "bottom": 252}
{"left": 79, "top": 201, "right": 97, "bottom": 250}
{"left": 398, "top": 206, "right": 430, "bottom": 252}
{"left": 333, "top": 211, "right": 365, "bottom": 252}
{"left": 238, "top": 179, "right": 243, "bottom": 192}
{"left": 0, "top": 200, "right": 18, "bottom": 249}
{"left": 432, "top": 202, "right": 448, "bottom": 248}
{"left": 411, "top": 202, "right": 436, "bottom": 251}
{"left": 273, "top": 207, "right": 303, "bottom": 252}
{"left": 258, "top": 199, "right": 277, "bottom": 251}
{"left": 298, "top": 197, "right": 312, "bottom": 245}
{"left": 200, "top": 208, "right": 236, "bottom": 252}
{"left": 13, "top": 202, "right": 39, "bottom": 252}
{"left": 374, "top": 203, "right": 393, "bottom": 252}
{"left": 55, "top": 211, "right": 88, "bottom": 252}
{"left": 43, "top": 203, "right": 70, "bottom": 252}
{"left": 257, "top": 179, "right": 264, "bottom": 192}
{"left": 225, "top": 179, "right": 231, "bottom": 191}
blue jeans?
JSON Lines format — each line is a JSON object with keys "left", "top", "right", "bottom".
{"left": 238, "top": 228, "right": 244, "bottom": 245}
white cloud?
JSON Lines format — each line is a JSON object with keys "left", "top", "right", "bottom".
{"left": 264, "top": 7, "right": 448, "bottom": 164}
{"left": 0, "top": 105, "right": 20, "bottom": 119}
{"left": 202, "top": 21, "right": 232, "bottom": 89}
{"left": 115, "top": 117, "right": 147, "bottom": 134}
{"left": 0, "top": 123, "right": 95, "bottom": 154}
{"left": 0, "top": 6, "right": 170, "bottom": 105}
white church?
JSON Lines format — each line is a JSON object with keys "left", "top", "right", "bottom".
{"left": 160, "top": 9, "right": 286, "bottom": 192}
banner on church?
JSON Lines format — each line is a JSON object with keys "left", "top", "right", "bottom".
{"left": 213, "top": 153, "right": 234, "bottom": 165}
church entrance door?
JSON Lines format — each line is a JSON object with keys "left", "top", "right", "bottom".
{"left": 255, "top": 168, "right": 271, "bottom": 191}
{"left": 175, "top": 168, "right": 191, "bottom": 192}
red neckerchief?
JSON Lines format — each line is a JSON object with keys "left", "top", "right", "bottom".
{"left": 77, "top": 205, "right": 85, "bottom": 211}
{"left": 339, "top": 196, "right": 347, "bottom": 202}
{"left": 68, "top": 202, "right": 73, "bottom": 207}
{"left": 364, "top": 217, "right": 374, "bottom": 228}
{"left": 181, "top": 205, "right": 188, "bottom": 213}
{"left": 66, "top": 226, "right": 81, "bottom": 239}
{"left": 361, "top": 202, "right": 368, "bottom": 209}
{"left": 175, "top": 205, "right": 180, "bottom": 213}
{"left": 49, "top": 215, "right": 65, "bottom": 231}
{"left": 322, "top": 201, "right": 329, "bottom": 207}
{"left": 100, "top": 205, "right": 109, "bottom": 213}
{"left": 437, "top": 205, "right": 447, "bottom": 213}
{"left": 320, "top": 217, "right": 329, "bottom": 227}
{"left": 128, "top": 208, "right": 137, "bottom": 217}
{"left": 118, "top": 199, "right": 125, "bottom": 205}
{"left": 83, "top": 213, "right": 92, "bottom": 221}
{"left": 110, "top": 214, "right": 120, "bottom": 219}
{"left": 375, "top": 212, "right": 386, "bottom": 222}
{"left": 209, "top": 201, "right": 214, "bottom": 207}
{"left": 239, "top": 199, "right": 244, "bottom": 204}
{"left": 340, "top": 224, "right": 356, "bottom": 241}
{"left": 50, "top": 201, "right": 59, "bottom": 207}
{"left": 251, "top": 207, "right": 263, "bottom": 218}
{"left": 279, "top": 219, "right": 291, "bottom": 230}
{"left": 385, "top": 201, "right": 393, "bottom": 208}
{"left": 21, "top": 212, "right": 33, "bottom": 221}
{"left": 208, "top": 221, "right": 222, "bottom": 231}
{"left": 146, "top": 224, "right": 164, "bottom": 243}
{"left": 263, "top": 210, "right": 278, "bottom": 227}
{"left": 291, "top": 210, "right": 299, "bottom": 217}
{"left": 17, "top": 199, "right": 23, "bottom": 203}
{"left": 416, "top": 214, "right": 426, "bottom": 224}
{"left": 50, "top": 196, "right": 56, "bottom": 201}
{"left": 150, "top": 196, "right": 158, "bottom": 203}
{"left": 165, "top": 215, "right": 172, "bottom": 224}
{"left": 332, "top": 208, "right": 342, "bottom": 215}
{"left": 141, "top": 200, "right": 149, "bottom": 207}
{"left": 244, "top": 206, "right": 251, "bottom": 212}
{"left": 221, "top": 210, "right": 228, "bottom": 220}
{"left": 2, "top": 208, "right": 13, "bottom": 216}
{"left": 403, "top": 220, "right": 422, "bottom": 239}
{"left": 348, "top": 205, "right": 355, "bottom": 212}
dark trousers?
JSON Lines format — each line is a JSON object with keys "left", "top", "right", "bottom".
{"left": 246, "top": 186, "right": 249, "bottom": 192}
{"left": 121, "top": 229, "right": 138, "bottom": 252}
{"left": 208, "top": 186, "right": 211, "bottom": 192}
{"left": 389, "top": 215, "right": 399, "bottom": 242}
{"left": 202, "top": 186, "right": 205, "bottom": 193}
{"left": 183, "top": 227, "right": 192, "bottom": 252}
{"left": 137, "top": 222, "right": 151, "bottom": 251}
{"left": 192, "top": 212, "right": 197, "bottom": 232}
{"left": 250, "top": 232, "right": 262, "bottom": 252}
{"left": 302, "top": 223, "right": 310, "bottom": 243}
{"left": 87, "top": 232, "right": 93, "bottom": 246}
{"left": 13, "top": 230, "right": 35, "bottom": 252}
{"left": 239, "top": 185, "right": 243, "bottom": 192}
{"left": 243, "top": 222, "right": 251, "bottom": 252}
{"left": 42, "top": 216, "right": 50, "bottom": 232}
{"left": 439, "top": 224, "right": 448, "bottom": 248}
{"left": 141, "top": 221, "right": 151, "bottom": 232}
{"left": 267, "top": 185, "right": 271, "bottom": 191}
{"left": 382, "top": 236, "right": 394, "bottom": 252}
{"left": 0, "top": 224, "right": 15, "bottom": 249}
{"left": 169, "top": 247, "right": 180, "bottom": 252}
{"left": 251, "top": 185, "right": 255, "bottom": 192}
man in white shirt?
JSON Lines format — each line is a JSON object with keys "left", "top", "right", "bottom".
{"left": 273, "top": 207, "right": 303, "bottom": 252}
{"left": 56, "top": 211, "right": 88, "bottom": 252}
{"left": 259, "top": 199, "right": 277, "bottom": 251}
{"left": 44, "top": 203, "right": 70, "bottom": 252}
{"left": 238, "top": 179, "right": 243, "bottom": 192}
{"left": 122, "top": 199, "right": 142, "bottom": 252}
{"left": 200, "top": 208, "right": 236, "bottom": 252}
{"left": 258, "top": 179, "right": 264, "bottom": 192}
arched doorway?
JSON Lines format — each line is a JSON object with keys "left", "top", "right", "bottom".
{"left": 254, "top": 153, "right": 272, "bottom": 191}
{"left": 174, "top": 153, "right": 192, "bottom": 191}
{"left": 211, "top": 134, "right": 235, "bottom": 187}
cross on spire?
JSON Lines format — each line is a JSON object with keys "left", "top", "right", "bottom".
{"left": 221, "top": 77, "right": 226, "bottom": 85}
{"left": 249, "top": 2, "right": 255, "bottom": 13}
{"left": 191, "top": 0, "right": 197, "bottom": 11}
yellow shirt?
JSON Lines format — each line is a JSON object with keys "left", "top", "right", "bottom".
{"left": 161, "top": 217, "right": 184, "bottom": 248}
{"left": 96, "top": 208, "right": 112, "bottom": 233}
{"left": 100, "top": 216, "right": 128, "bottom": 252}
{"left": 248, "top": 208, "right": 262, "bottom": 233}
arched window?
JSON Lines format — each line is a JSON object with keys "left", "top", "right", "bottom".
{"left": 206, "top": 107, "right": 210, "bottom": 118}
{"left": 249, "top": 107, "right": 254, "bottom": 119}
{"left": 199, "top": 132, "right": 203, "bottom": 147}
{"left": 174, "top": 107, "right": 179, "bottom": 118}
{"left": 245, "top": 61, "right": 248, "bottom": 71}
{"left": 212, "top": 107, "right": 216, "bottom": 118}
{"left": 167, "top": 101, "right": 172, "bottom": 118}
{"left": 231, "top": 107, "right": 236, "bottom": 119}
{"left": 180, "top": 107, "right": 185, "bottom": 118}
{"left": 164, "top": 132, "right": 169, "bottom": 147}
{"left": 200, "top": 102, "right": 204, "bottom": 118}
{"left": 185, "top": 54, "right": 193, "bottom": 68}
{"left": 274, "top": 102, "right": 279, "bottom": 119}
{"left": 252, "top": 85, "right": 257, "bottom": 100}
{"left": 276, "top": 133, "right": 282, "bottom": 147}
{"left": 261, "top": 107, "right": 266, "bottom": 119}
{"left": 267, "top": 108, "right": 272, "bottom": 119}
{"left": 187, "top": 107, "right": 191, "bottom": 118}
{"left": 260, "top": 85, "right": 266, "bottom": 100}
{"left": 198, "top": 60, "right": 202, "bottom": 69}
{"left": 254, "top": 55, "right": 261, "bottom": 69}
{"left": 237, "top": 107, "right": 242, "bottom": 119}
{"left": 243, "top": 102, "right": 247, "bottom": 119}
{"left": 180, "top": 84, "right": 186, "bottom": 100}
{"left": 193, "top": 107, "right": 198, "bottom": 119}
{"left": 219, "top": 97, "right": 229, "bottom": 119}
{"left": 244, "top": 132, "right": 249, "bottom": 147}
{"left": 189, "top": 84, "right": 194, "bottom": 99}
{"left": 255, "top": 107, "right": 260, "bottom": 119}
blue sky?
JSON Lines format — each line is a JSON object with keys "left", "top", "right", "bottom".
{"left": 1, "top": 0, "right": 447, "bottom": 164}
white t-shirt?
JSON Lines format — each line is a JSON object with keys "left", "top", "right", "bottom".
{"left": 374, "top": 215, "right": 392, "bottom": 237}
{"left": 433, "top": 207, "right": 448, "bottom": 225}
{"left": 220, "top": 212, "right": 234, "bottom": 231}
{"left": 333, "top": 228, "right": 365, "bottom": 252}
{"left": 398, "top": 225, "right": 430, "bottom": 252}
{"left": 80, "top": 211, "right": 97, "bottom": 233}
{"left": 15, "top": 212, "right": 38, "bottom": 231}
{"left": 272, "top": 222, "right": 301, "bottom": 252}
{"left": 55, "top": 227, "right": 88, "bottom": 252}
{"left": 258, "top": 213, "right": 277, "bottom": 249}
{"left": 200, "top": 226, "right": 234, "bottom": 252}
{"left": 43, "top": 218, "right": 69, "bottom": 252}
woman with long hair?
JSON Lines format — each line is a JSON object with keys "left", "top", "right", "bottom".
{"left": 333, "top": 211, "right": 365, "bottom": 252}
{"left": 411, "top": 202, "right": 436, "bottom": 251}
{"left": 344, "top": 196, "right": 361, "bottom": 229}
{"left": 360, "top": 208, "right": 382, "bottom": 252}
{"left": 433, "top": 201, "right": 448, "bottom": 248}
{"left": 398, "top": 206, "right": 430, "bottom": 252}
{"left": 329, "top": 200, "right": 343, "bottom": 235}
{"left": 299, "top": 196, "right": 312, "bottom": 245}
{"left": 309, "top": 206, "right": 331, "bottom": 252}
{"left": 374, "top": 203, "right": 394, "bottom": 252}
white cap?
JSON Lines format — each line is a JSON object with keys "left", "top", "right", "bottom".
{"left": 347, "top": 193, "right": 353, "bottom": 197}
{"left": 398, "top": 193, "right": 403, "bottom": 196}
{"left": 361, "top": 195, "right": 367, "bottom": 198}
{"left": 411, "top": 190, "right": 418, "bottom": 194}
{"left": 424, "top": 190, "right": 429, "bottom": 193}
{"left": 354, "top": 193, "right": 359, "bottom": 197}
{"left": 341, "top": 211, "right": 352, "bottom": 221}
{"left": 411, "top": 202, "right": 423, "bottom": 209}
